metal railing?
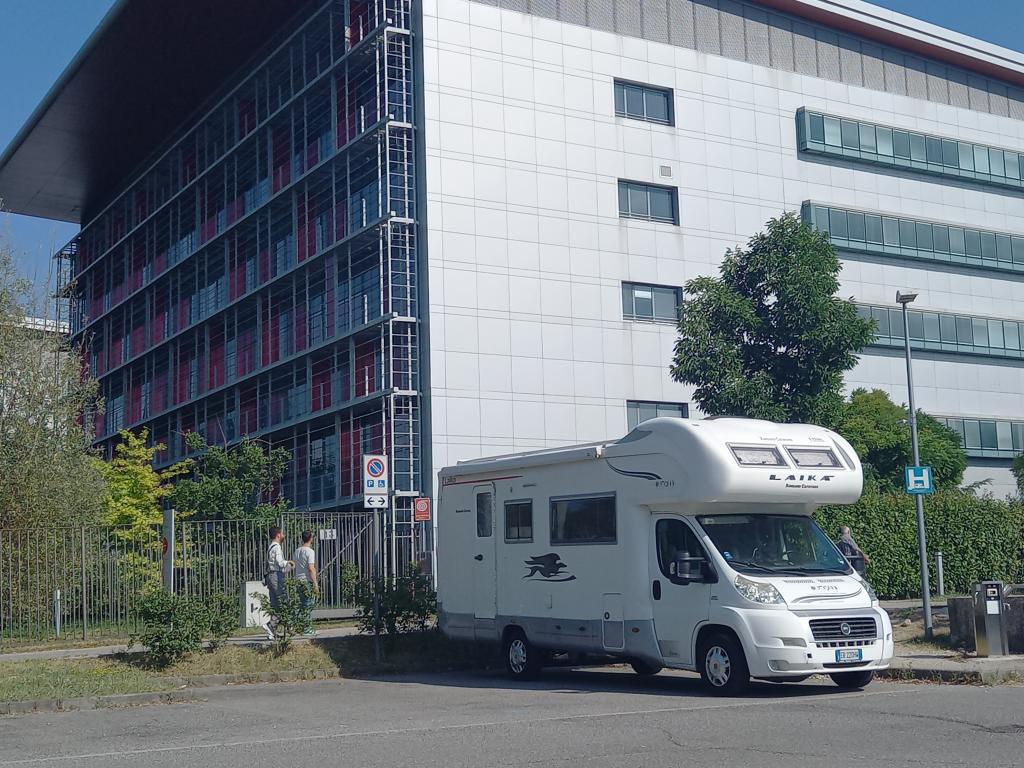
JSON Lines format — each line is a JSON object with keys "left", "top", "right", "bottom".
{"left": 0, "top": 512, "right": 374, "bottom": 648}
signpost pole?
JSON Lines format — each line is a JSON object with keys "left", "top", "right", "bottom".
{"left": 363, "top": 454, "right": 389, "bottom": 663}
{"left": 162, "top": 507, "right": 176, "bottom": 594}
{"left": 899, "top": 293, "right": 933, "bottom": 639}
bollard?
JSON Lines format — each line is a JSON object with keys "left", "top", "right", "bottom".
{"left": 53, "top": 590, "right": 62, "bottom": 637}
{"left": 936, "top": 551, "right": 945, "bottom": 597}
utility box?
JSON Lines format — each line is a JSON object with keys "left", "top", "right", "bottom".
{"left": 242, "top": 580, "right": 270, "bottom": 628}
{"left": 974, "top": 581, "right": 1010, "bottom": 657}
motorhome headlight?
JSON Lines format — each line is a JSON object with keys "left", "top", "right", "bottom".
{"left": 734, "top": 575, "right": 786, "bottom": 605}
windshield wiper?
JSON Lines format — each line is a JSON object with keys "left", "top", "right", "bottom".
{"left": 783, "top": 566, "right": 851, "bottom": 575}
{"left": 724, "top": 560, "right": 776, "bottom": 574}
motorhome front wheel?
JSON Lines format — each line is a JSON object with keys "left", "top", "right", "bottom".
{"left": 830, "top": 670, "right": 874, "bottom": 689}
{"left": 698, "top": 632, "right": 750, "bottom": 695}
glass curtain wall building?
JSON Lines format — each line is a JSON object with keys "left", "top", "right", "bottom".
{"left": 53, "top": 0, "right": 424, "bottom": 565}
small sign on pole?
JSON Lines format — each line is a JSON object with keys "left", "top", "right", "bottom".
{"left": 363, "top": 454, "right": 390, "bottom": 509}
{"left": 413, "top": 497, "right": 431, "bottom": 522}
{"left": 904, "top": 465, "right": 934, "bottom": 494}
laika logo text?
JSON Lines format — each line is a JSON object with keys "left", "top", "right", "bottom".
{"left": 523, "top": 553, "right": 576, "bottom": 582}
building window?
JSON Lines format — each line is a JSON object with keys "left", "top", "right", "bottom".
{"left": 804, "top": 202, "right": 1024, "bottom": 275}
{"left": 550, "top": 494, "right": 616, "bottom": 545}
{"left": 797, "top": 108, "right": 1024, "bottom": 193}
{"left": 618, "top": 181, "right": 678, "bottom": 224}
{"left": 940, "top": 417, "right": 1024, "bottom": 458}
{"left": 504, "top": 500, "right": 533, "bottom": 543}
{"left": 622, "top": 282, "right": 681, "bottom": 322}
{"left": 858, "top": 304, "right": 1024, "bottom": 361}
{"left": 627, "top": 400, "right": 689, "bottom": 430}
{"left": 614, "top": 80, "right": 673, "bottom": 125}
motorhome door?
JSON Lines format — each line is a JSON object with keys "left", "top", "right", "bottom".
{"left": 472, "top": 484, "right": 497, "bottom": 621}
{"left": 649, "top": 515, "right": 712, "bottom": 667}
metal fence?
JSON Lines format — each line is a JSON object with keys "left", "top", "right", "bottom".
{"left": 0, "top": 512, "right": 377, "bottom": 648}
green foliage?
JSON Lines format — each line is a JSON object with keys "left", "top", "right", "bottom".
{"left": 838, "top": 389, "right": 967, "bottom": 491}
{"left": 253, "top": 578, "right": 311, "bottom": 655}
{"left": 356, "top": 565, "right": 437, "bottom": 635}
{"left": 204, "top": 592, "right": 239, "bottom": 650}
{"left": 1012, "top": 454, "right": 1024, "bottom": 498}
{"left": 817, "top": 486, "right": 1024, "bottom": 599}
{"left": 132, "top": 591, "right": 209, "bottom": 668}
{"left": 97, "top": 429, "right": 188, "bottom": 591}
{"left": 169, "top": 433, "right": 293, "bottom": 522}
{"left": 340, "top": 560, "right": 360, "bottom": 603}
{"left": 671, "top": 212, "right": 875, "bottom": 428}
{"left": 0, "top": 243, "right": 106, "bottom": 527}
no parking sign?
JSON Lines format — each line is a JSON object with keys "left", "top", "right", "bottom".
{"left": 363, "top": 454, "right": 389, "bottom": 509}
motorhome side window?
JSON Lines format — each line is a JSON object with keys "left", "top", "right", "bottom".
{"left": 550, "top": 494, "right": 616, "bottom": 545}
{"left": 656, "top": 520, "right": 709, "bottom": 583}
{"left": 786, "top": 447, "right": 842, "bottom": 468}
{"left": 504, "top": 500, "right": 533, "bottom": 542}
{"left": 729, "top": 445, "right": 787, "bottom": 467}
{"left": 476, "top": 492, "right": 493, "bottom": 537}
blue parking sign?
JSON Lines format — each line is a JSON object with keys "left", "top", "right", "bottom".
{"left": 905, "top": 465, "right": 934, "bottom": 494}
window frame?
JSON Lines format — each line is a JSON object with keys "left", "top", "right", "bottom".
{"left": 617, "top": 180, "right": 679, "bottom": 225}
{"left": 549, "top": 493, "right": 617, "bottom": 546}
{"left": 504, "top": 499, "right": 534, "bottom": 543}
{"left": 627, "top": 400, "right": 689, "bottom": 430}
{"left": 614, "top": 79, "right": 674, "bottom": 125}
{"left": 621, "top": 281, "right": 682, "bottom": 323}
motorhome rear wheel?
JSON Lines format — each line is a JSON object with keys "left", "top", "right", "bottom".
{"left": 504, "top": 629, "right": 542, "bottom": 680}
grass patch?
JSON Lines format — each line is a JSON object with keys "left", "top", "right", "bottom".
{"left": 0, "top": 631, "right": 495, "bottom": 704}
{"left": 0, "top": 659, "right": 174, "bottom": 703}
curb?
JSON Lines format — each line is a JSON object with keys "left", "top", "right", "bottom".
{"left": 0, "top": 668, "right": 341, "bottom": 716}
{"left": 878, "top": 665, "right": 1022, "bottom": 685}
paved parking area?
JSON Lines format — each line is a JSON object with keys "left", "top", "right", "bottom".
{"left": 1, "top": 668, "right": 1021, "bottom": 767}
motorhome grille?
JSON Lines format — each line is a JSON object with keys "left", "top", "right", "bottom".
{"left": 815, "top": 639, "right": 876, "bottom": 649}
{"left": 809, "top": 617, "right": 877, "bottom": 640}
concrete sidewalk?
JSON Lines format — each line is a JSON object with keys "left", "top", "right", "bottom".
{"left": 0, "top": 624, "right": 361, "bottom": 664}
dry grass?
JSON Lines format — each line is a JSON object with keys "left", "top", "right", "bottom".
{"left": 0, "top": 632, "right": 494, "bottom": 704}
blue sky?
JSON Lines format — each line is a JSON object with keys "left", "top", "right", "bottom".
{"left": 2, "top": 0, "right": 1024, "bottom": 287}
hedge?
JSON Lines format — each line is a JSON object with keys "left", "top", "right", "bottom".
{"left": 816, "top": 488, "right": 1024, "bottom": 599}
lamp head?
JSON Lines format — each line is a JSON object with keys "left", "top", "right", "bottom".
{"left": 896, "top": 290, "right": 918, "bottom": 305}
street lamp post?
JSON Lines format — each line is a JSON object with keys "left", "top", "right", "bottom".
{"left": 896, "top": 290, "right": 933, "bottom": 639}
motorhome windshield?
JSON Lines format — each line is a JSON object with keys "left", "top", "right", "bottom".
{"left": 696, "top": 514, "right": 852, "bottom": 576}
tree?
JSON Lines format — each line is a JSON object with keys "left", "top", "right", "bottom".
{"left": 671, "top": 212, "right": 875, "bottom": 428}
{"left": 837, "top": 389, "right": 966, "bottom": 491}
{"left": 168, "top": 432, "right": 293, "bottom": 522}
{"left": 97, "top": 428, "right": 186, "bottom": 534}
{"left": 0, "top": 241, "right": 106, "bottom": 527}
{"left": 1012, "top": 454, "right": 1024, "bottom": 498}
{"left": 96, "top": 428, "right": 188, "bottom": 590}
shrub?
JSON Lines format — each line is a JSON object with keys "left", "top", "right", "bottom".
{"left": 204, "top": 592, "right": 239, "bottom": 650}
{"left": 252, "top": 578, "right": 311, "bottom": 655}
{"left": 132, "top": 591, "right": 209, "bottom": 668}
{"left": 356, "top": 565, "right": 436, "bottom": 635}
{"left": 817, "top": 485, "right": 1024, "bottom": 599}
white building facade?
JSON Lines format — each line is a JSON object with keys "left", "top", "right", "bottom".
{"left": 420, "top": 0, "right": 1024, "bottom": 497}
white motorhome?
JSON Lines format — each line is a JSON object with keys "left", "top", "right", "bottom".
{"left": 437, "top": 417, "right": 893, "bottom": 694}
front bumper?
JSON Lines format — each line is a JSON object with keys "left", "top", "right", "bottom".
{"left": 724, "top": 605, "right": 894, "bottom": 678}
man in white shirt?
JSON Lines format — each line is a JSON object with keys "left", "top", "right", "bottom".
{"left": 264, "top": 525, "right": 293, "bottom": 640}
{"left": 293, "top": 530, "right": 319, "bottom": 636}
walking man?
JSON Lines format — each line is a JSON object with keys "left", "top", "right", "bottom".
{"left": 264, "top": 525, "right": 293, "bottom": 640}
{"left": 293, "top": 530, "right": 319, "bottom": 636}
{"left": 837, "top": 525, "right": 871, "bottom": 576}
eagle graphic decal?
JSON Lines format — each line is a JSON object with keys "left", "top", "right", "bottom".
{"left": 523, "top": 553, "right": 576, "bottom": 582}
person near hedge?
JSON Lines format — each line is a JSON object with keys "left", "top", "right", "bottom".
{"left": 837, "top": 525, "right": 871, "bottom": 577}
{"left": 293, "top": 529, "right": 320, "bottom": 636}
{"left": 264, "top": 525, "right": 293, "bottom": 640}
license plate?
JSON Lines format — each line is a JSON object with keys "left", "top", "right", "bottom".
{"left": 835, "top": 648, "right": 863, "bottom": 663}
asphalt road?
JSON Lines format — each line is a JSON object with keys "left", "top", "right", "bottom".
{"left": 1, "top": 669, "right": 1021, "bottom": 767}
